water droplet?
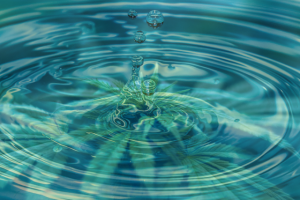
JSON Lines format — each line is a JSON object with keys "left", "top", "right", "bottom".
{"left": 131, "top": 55, "right": 144, "bottom": 67}
{"left": 53, "top": 145, "right": 63, "bottom": 153}
{"left": 146, "top": 10, "right": 164, "bottom": 28}
{"left": 234, "top": 119, "right": 240, "bottom": 122}
{"left": 128, "top": 9, "right": 137, "bottom": 18}
{"left": 214, "top": 78, "right": 220, "bottom": 84}
{"left": 134, "top": 31, "right": 146, "bottom": 43}
{"left": 142, "top": 79, "right": 156, "bottom": 96}
{"left": 168, "top": 64, "right": 175, "bottom": 70}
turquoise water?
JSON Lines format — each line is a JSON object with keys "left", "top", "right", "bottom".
{"left": 1, "top": 0, "right": 300, "bottom": 199}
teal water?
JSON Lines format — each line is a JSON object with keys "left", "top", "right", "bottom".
{"left": 0, "top": 0, "right": 300, "bottom": 199}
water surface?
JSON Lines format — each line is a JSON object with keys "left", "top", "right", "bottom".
{"left": 0, "top": 0, "right": 300, "bottom": 199}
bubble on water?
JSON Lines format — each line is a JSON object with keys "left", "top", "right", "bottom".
{"left": 128, "top": 9, "right": 137, "bottom": 18}
{"left": 134, "top": 31, "right": 146, "bottom": 43}
{"left": 168, "top": 64, "right": 175, "bottom": 70}
{"left": 146, "top": 10, "right": 164, "bottom": 28}
{"left": 214, "top": 78, "right": 220, "bottom": 84}
{"left": 55, "top": 69, "right": 63, "bottom": 77}
{"left": 131, "top": 55, "right": 144, "bottom": 67}
{"left": 77, "top": 22, "right": 95, "bottom": 35}
{"left": 234, "top": 119, "right": 240, "bottom": 122}
{"left": 53, "top": 145, "right": 63, "bottom": 153}
{"left": 50, "top": 67, "right": 63, "bottom": 78}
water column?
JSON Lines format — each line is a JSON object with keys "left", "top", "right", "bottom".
{"left": 110, "top": 10, "right": 165, "bottom": 131}
{"left": 112, "top": 56, "right": 160, "bottom": 131}
{"left": 120, "top": 55, "right": 144, "bottom": 102}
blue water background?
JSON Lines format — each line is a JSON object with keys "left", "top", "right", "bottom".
{"left": 0, "top": 0, "right": 300, "bottom": 199}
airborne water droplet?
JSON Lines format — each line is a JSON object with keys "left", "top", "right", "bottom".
{"left": 134, "top": 31, "right": 146, "bottom": 43}
{"left": 128, "top": 9, "right": 137, "bottom": 18}
{"left": 234, "top": 119, "right": 240, "bottom": 122}
{"left": 146, "top": 10, "right": 164, "bottom": 28}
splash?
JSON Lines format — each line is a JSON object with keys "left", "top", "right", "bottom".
{"left": 0, "top": 1, "right": 299, "bottom": 200}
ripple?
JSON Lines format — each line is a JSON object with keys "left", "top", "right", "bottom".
{"left": 0, "top": 1, "right": 299, "bottom": 199}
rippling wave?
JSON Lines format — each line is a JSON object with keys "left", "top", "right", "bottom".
{"left": 0, "top": 0, "right": 300, "bottom": 199}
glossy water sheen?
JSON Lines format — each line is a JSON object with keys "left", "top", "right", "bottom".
{"left": 0, "top": 0, "right": 300, "bottom": 199}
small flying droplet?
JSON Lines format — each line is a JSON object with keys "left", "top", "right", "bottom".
{"left": 234, "top": 119, "right": 240, "bottom": 122}
{"left": 53, "top": 145, "right": 63, "bottom": 153}
{"left": 128, "top": 9, "right": 137, "bottom": 18}
{"left": 146, "top": 10, "right": 164, "bottom": 28}
{"left": 214, "top": 78, "right": 220, "bottom": 84}
{"left": 134, "top": 31, "right": 146, "bottom": 43}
